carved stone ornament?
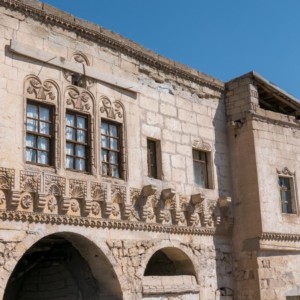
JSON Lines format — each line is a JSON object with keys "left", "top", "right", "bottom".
{"left": 0, "top": 190, "right": 6, "bottom": 205}
{"left": 45, "top": 175, "right": 66, "bottom": 196}
{"left": 21, "top": 193, "right": 33, "bottom": 209}
{"left": 66, "top": 87, "right": 93, "bottom": 113}
{"left": 25, "top": 75, "right": 57, "bottom": 102}
{"left": 192, "top": 137, "right": 212, "bottom": 151}
{"left": 72, "top": 51, "right": 90, "bottom": 66}
{"left": 277, "top": 167, "right": 295, "bottom": 176}
{"left": 100, "top": 96, "right": 124, "bottom": 122}
{"left": 71, "top": 200, "right": 80, "bottom": 213}
{"left": 91, "top": 201, "right": 101, "bottom": 215}
{"left": 20, "top": 171, "right": 41, "bottom": 193}
{"left": 0, "top": 167, "right": 15, "bottom": 190}
{"left": 48, "top": 195, "right": 57, "bottom": 212}
{"left": 69, "top": 179, "right": 87, "bottom": 199}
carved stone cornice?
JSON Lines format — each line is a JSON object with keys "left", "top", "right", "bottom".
{"left": 261, "top": 232, "right": 300, "bottom": 243}
{"left": 0, "top": 210, "right": 217, "bottom": 236}
{"left": 0, "top": 0, "right": 223, "bottom": 92}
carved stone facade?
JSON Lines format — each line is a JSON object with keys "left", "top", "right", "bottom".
{"left": 0, "top": 1, "right": 299, "bottom": 300}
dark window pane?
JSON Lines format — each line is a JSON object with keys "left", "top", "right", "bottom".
{"left": 40, "top": 122, "right": 50, "bottom": 135}
{"left": 101, "top": 121, "right": 121, "bottom": 178}
{"left": 110, "top": 138, "right": 118, "bottom": 150}
{"left": 193, "top": 150, "right": 208, "bottom": 188}
{"left": 66, "top": 143, "right": 74, "bottom": 155}
{"left": 27, "top": 119, "right": 38, "bottom": 132}
{"left": 26, "top": 102, "right": 53, "bottom": 166}
{"left": 66, "top": 114, "right": 75, "bottom": 126}
{"left": 38, "top": 151, "right": 49, "bottom": 164}
{"left": 40, "top": 107, "right": 50, "bottom": 121}
{"left": 26, "top": 148, "right": 36, "bottom": 163}
{"left": 101, "top": 122, "right": 109, "bottom": 135}
{"left": 27, "top": 104, "right": 38, "bottom": 118}
{"left": 66, "top": 156, "right": 74, "bottom": 169}
{"left": 109, "top": 124, "right": 118, "bottom": 137}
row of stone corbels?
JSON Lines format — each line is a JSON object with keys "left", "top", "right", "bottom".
{"left": 140, "top": 184, "right": 234, "bottom": 228}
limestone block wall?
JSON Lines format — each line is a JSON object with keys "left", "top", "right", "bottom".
{"left": 253, "top": 113, "right": 300, "bottom": 234}
{"left": 0, "top": 1, "right": 234, "bottom": 299}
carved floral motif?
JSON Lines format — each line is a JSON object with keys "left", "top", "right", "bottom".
{"left": 65, "top": 87, "right": 93, "bottom": 112}
{"left": 91, "top": 201, "right": 101, "bottom": 215}
{"left": 20, "top": 171, "right": 40, "bottom": 193}
{"left": 21, "top": 193, "right": 33, "bottom": 209}
{"left": 69, "top": 179, "right": 87, "bottom": 199}
{"left": 0, "top": 168, "right": 15, "bottom": 190}
{"left": 100, "top": 96, "right": 124, "bottom": 122}
{"left": 26, "top": 75, "right": 57, "bottom": 102}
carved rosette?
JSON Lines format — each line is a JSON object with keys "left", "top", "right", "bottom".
{"left": 91, "top": 201, "right": 101, "bottom": 216}
{"left": 100, "top": 96, "right": 124, "bottom": 123}
{"left": 47, "top": 195, "right": 58, "bottom": 213}
{"left": 20, "top": 193, "right": 33, "bottom": 210}
{"left": 25, "top": 75, "right": 58, "bottom": 103}
{"left": 65, "top": 87, "right": 94, "bottom": 113}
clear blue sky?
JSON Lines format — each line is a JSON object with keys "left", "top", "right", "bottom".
{"left": 43, "top": 0, "right": 300, "bottom": 99}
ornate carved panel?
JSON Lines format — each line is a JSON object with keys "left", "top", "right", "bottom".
{"left": 25, "top": 75, "right": 58, "bottom": 103}
{"left": 100, "top": 96, "right": 124, "bottom": 123}
{"left": 65, "top": 86, "right": 94, "bottom": 113}
{"left": 69, "top": 179, "right": 87, "bottom": 199}
{"left": 20, "top": 171, "right": 41, "bottom": 193}
{"left": 0, "top": 167, "right": 15, "bottom": 190}
{"left": 45, "top": 174, "right": 66, "bottom": 196}
{"left": 277, "top": 167, "right": 295, "bottom": 176}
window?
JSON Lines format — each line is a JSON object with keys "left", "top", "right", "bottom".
{"left": 101, "top": 121, "right": 121, "bottom": 178}
{"left": 71, "top": 73, "right": 86, "bottom": 88}
{"left": 279, "top": 176, "right": 296, "bottom": 214}
{"left": 66, "top": 112, "right": 89, "bottom": 171}
{"left": 26, "top": 101, "right": 53, "bottom": 165}
{"left": 147, "top": 139, "right": 161, "bottom": 179}
{"left": 193, "top": 149, "right": 209, "bottom": 188}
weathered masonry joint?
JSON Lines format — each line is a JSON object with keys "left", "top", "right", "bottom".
{"left": 0, "top": 1, "right": 300, "bottom": 300}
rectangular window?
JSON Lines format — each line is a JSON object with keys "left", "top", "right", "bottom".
{"left": 101, "top": 121, "right": 121, "bottom": 178}
{"left": 66, "top": 111, "right": 89, "bottom": 172}
{"left": 279, "top": 176, "right": 296, "bottom": 214}
{"left": 26, "top": 101, "right": 53, "bottom": 165}
{"left": 193, "top": 149, "right": 209, "bottom": 188}
{"left": 147, "top": 139, "right": 159, "bottom": 179}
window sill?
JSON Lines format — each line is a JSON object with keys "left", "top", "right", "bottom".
{"left": 25, "top": 162, "right": 56, "bottom": 172}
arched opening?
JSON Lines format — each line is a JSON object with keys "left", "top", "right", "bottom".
{"left": 4, "top": 233, "right": 122, "bottom": 300}
{"left": 144, "top": 247, "right": 196, "bottom": 277}
{"left": 143, "top": 247, "right": 199, "bottom": 299}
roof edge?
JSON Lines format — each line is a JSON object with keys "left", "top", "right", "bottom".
{"left": 1, "top": 0, "right": 224, "bottom": 91}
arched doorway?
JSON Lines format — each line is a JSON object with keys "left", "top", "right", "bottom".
{"left": 4, "top": 233, "right": 123, "bottom": 300}
{"left": 143, "top": 247, "right": 199, "bottom": 299}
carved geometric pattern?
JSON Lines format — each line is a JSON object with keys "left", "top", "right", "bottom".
{"left": 0, "top": 210, "right": 216, "bottom": 236}
{"left": 111, "top": 185, "right": 126, "bottom": 203}
{"left": 25, "top": 75, "right": 57, "bottom": 102}
{"left": 20, "top": 193, "right": 33, "bottom": 209}
{"left": 192, "top": 137, "right": 211, "bottom": 151}
{"left": 65, "top": 86, "right": 93, "bottom": 113}
{"left": 100, "top": 96, "right": 124, "bottom": 123}
{"left": 0, "top": 167, "right": 15, "bottom": 190}
{"left": 45, "top": 174, "right": 66, "bottom": 196}
{"left": 69, "top": 179, "right": 87, "bottom": 199}
{"left": 20, "top": 171, "right": 41, "bottom": 193}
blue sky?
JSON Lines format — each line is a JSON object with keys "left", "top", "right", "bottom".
{"left": 43, "top": 0, "right": 300, "bottom": 99}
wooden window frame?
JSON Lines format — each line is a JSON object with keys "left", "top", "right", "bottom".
{"left": 279, "top": 175, "right": 297, "bottom": 214}
{"left": 101, "top": 120, "right": 122, "bottom": 179}
{"left": 26, "top": 100, "right": 54, "bottom": 166}
{"left": 193, "top": 149, "right": 210, "bottom": 189}
{"left": 66, "top": 111, "right": 89, "bottom": 172}
{"left": 147, "top": 138, "right": 162, "bottom": 179}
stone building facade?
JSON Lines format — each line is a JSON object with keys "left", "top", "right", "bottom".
{"left": 0, "top": 1, "right": 299, "bottom": 299}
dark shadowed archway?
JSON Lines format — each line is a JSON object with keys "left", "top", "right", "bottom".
{"left": 4, "top": 233, "right": 123, "bottom": 300}
{"left": 144, "top": 247, "right": 197, "bottom": 277}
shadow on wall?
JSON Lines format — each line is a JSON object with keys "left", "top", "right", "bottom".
{"left": 213, "top": 94, "right": 234, "bottom": 300}
{"left": 3, "top": 233, "right": 123, "bottom": 300}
